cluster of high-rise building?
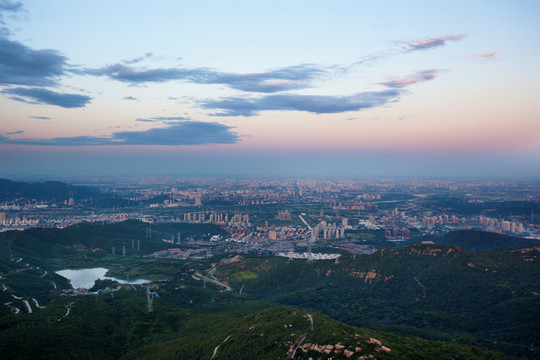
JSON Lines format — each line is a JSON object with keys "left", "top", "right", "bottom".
{"left": 0, "top": 212, "right": 39, "bottom": 227}
{"left": 478, "top": 216, "right": 525, "bottom": 234}
{"left": 310, "top": 221, "right": 346, "bottom": 240}
{"left": 385, "top": 228, "right": 410, "bottom": 239}
{"left": 181, "top": 212, "right": 250, "bottom": 227}
{"left": 422, "top": 214, "right": 465, "bottom": 227}
{"left": 277, "top": 210, "right": 291, "bottom": 220}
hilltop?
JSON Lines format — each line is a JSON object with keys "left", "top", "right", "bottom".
{"left": 0, "top": 178, "right": 95, "bottom": 201}
{"left": 0, "top": 178, "right": 133, "bottom": 208}
{"left": 433, "top": 229, "right": 540, "bottom": 252}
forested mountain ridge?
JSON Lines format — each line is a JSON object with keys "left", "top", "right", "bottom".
{"left": 0, "top": 221, "right": 538, "bottom": 359}
{"left": 215, "top": 244, "right": 540, "bottom": 357}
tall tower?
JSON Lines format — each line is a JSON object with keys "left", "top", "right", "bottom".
{"left": 307, "top": 231, "right": 313, "bottom": 262}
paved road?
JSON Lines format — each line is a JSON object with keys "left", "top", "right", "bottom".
{"left": 53, "top": 302, "right": 74, "bottom": 322}
{"left": 290, "top": 314, "right": 314, "bottom": 358}
{"left": 211, "top": 334, "right": 232, "bottom": 359}
{"left": 32, "top": 298, "right": 46, "bottom": 309}
{"left": 4, "top": 302, "right": 20, "bottom": 314}
{"left": 194, "top": 272, "right": 232, "bottom": 292}
{"left": 299, "top": 215, "right": 312, "bottom": 230}
{"left": 22, "top": 299, "right": 32, "bottom": 313}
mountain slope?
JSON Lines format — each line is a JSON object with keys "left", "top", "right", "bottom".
{"left": 434, "top": 229, "right": 540, "bottom": 252}
{"left": 214, "top": 244, "right": 540, "bottom": 357}
{"left": 0, "top": 288, "right": 512, "bottom": 360}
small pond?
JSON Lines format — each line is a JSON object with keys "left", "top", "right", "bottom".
{"left": 56, "top": 268, "right": 150, "bottom": 289}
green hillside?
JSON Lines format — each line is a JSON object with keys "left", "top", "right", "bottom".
{"left": 0, "top": 178, "right": 93, "bottom": 201}
{"left": 434, "top": 229, "right": 540, "bottom": 252}
{"left": 0, "top": 223, "right": 538, "bottom": 359}
{"left": 0, "top": 285, "right": 511, "bottom": 360}
{"left": 214, "top": 245, "right": 540, "bottom": 357}
{"left": 0, "top": 220, "right": 228, "bottom": 268}
{"left": 0, "top": 178, "right": 129, "bottom": 207}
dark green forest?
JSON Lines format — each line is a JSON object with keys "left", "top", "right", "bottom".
{"left": 0, "top": 221, "right": 538, "bottom": 359}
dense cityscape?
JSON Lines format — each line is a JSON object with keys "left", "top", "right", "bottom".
{"left": 2, "top": 177, "right": 539, "bottom": 261}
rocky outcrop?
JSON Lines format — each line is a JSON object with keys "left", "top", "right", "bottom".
{"left": 289, "top": 336, "right": 390, "bottom": 358}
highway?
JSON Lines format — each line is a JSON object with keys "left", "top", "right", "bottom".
{"left": 299, "top": 215, "right": 312, "bottom": 230}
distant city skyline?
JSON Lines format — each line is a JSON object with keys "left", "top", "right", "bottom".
{"left": 1, "top": 1, "right": 539, "bottom": 178}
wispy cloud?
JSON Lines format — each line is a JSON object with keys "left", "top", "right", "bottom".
{"left": 203, "top": 90, "right": 400, "bottom": 117}
{"left": 0, "top": 0, "right": 23, "bottom": 35}
{"left": 402, "top": 34, "right": 466, "bottom": 51}
{"left": 87, "top": 63, "right": 324, "bottom": 93}
{"left": 6, "top": 130, "right": 23, "bottom": 134}
{"left": 123, "top": 52, "right": 153, "bottom": 65}
{"left": 381, "top": 69, "right": 440, "bottom": 88}
{"left": 2, "top": 87, "right": 92, "bottom": 108}
{"left": 468, "top": 50, "right": 499, "bottom": 61}
{"left": 29, "top": 115, "right": 50, "bottom": 120}
{"left": 346, "top": 34, "right": 466, "bottom": 71}
{"left": 135, "top": 116, "right": 189, "bottom": 123}
{"left": 123, "top": 96, "right": 138, "bottom": 101}
{"left": 0, "top": 121, "right": 238, "bottom": 146}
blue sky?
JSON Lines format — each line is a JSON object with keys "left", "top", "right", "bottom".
{"left": 1, "top": 0, "right": 539, "bottom": 178}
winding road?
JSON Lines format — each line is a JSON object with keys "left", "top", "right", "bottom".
{"left": 22, "top": 299, "right": 32, "bottom": 313}
{"left": 290, "top": 314, "right": 314, "bottom": 358}
{"left": 32, "top": 298, "right": 46, "bottom": 309}
{"left": 211, "top": 334, "right": 232, "bottom": 359}
{"left": 51, "top": 301, "right": 74, "bottom": 322}
{"left": 414, "top": 276, "right": 426, "bottom": 298}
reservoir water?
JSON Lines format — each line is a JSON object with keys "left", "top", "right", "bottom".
{"left": 56, "top": 268, "right": 150, "bottom": 289}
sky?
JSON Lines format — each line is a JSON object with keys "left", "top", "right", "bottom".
{"left": 1, "top": 0, "right": 539, "bottom": 178}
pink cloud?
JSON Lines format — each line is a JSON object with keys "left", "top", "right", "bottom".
{"left": 382, "top": 70, "right": 439, "bottom": 88}
{"left": 403, "top": 34, "right": 466, "bottom": 51}
{"left": 468, "top": 50, "right": 499, "bottom": 61}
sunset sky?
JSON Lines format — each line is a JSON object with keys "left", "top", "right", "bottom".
{"left": 1, "top": 0, "right": 539, "bottom": 178}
